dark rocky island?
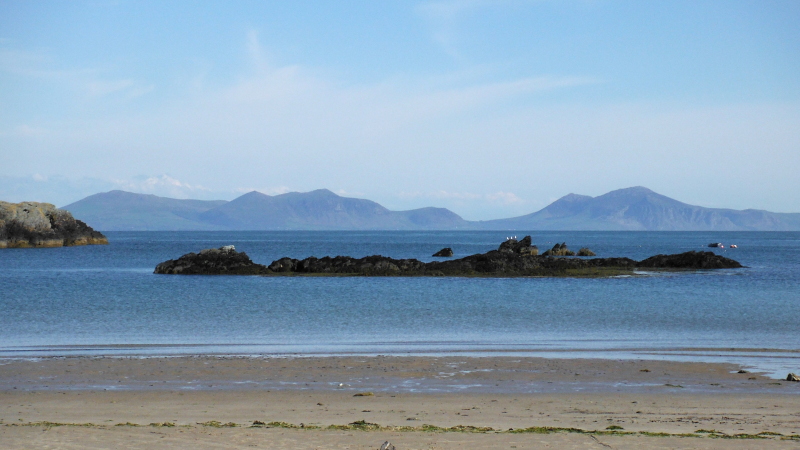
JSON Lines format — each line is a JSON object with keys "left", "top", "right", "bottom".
{"left": 636, "top": 251, "right": 743, "bottom": 269}
{"left": 0, "top": 201, "right": 107, "bottom": 248}
{"left": 154, "top": 245, "right": 269, "bottom": 275}
{"left": 432, "top": 247, "right": 454, "bottom": 257}
{"left": 154, "top": 236, "right": 742, "bottom": 277}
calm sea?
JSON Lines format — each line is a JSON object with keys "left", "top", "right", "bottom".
{"left": 1, "top": 231, "right": 798, "bottom": 377}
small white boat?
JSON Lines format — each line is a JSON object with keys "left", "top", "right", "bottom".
{"left": 730, "top": 244, "right": 738, "bottom": 248}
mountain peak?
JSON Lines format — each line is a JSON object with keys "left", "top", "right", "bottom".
{"left": 196, "top": 188, "right": 466, "bottom": 230}
{"left": 267, "top": 189, "right": 339, "bottom": 199}
{"left": 557, "top": 193, "right": 593, "bottom": 202}
{"left": 306, "top": 188, "right": 338, "bottom": 197}
{"left": 240, "top": 190, "right": 272, "bottom": 199}
{"left": 620, "top": 186, "right": 653, "bottom": 193}
{"left": 603, "top": 186, "right": 655, "bottom": 196}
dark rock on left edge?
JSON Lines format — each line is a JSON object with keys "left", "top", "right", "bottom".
{"left": 0, "top": 201, "right": 108, "bottom": 248}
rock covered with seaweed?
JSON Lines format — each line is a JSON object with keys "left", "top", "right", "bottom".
{"left": 498, "top": 236, "right": 538, "bottom": 255}
{"left": 154, "top": 246, "right": 269, "bottom": 275}
{"left": 636, "top": 251, "right": 742, "bottom": 269}
{"left": 542, "top": 242, "right": 574, "bottom": 256}
{"left": 0, "top": 201, "right": 107, "bottom": 248}
{"left": 154, "top": 236, "right": 743, "bottom": 277}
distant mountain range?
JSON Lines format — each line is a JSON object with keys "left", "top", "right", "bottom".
{"left": 64, "top": 189, "right": 469, "bottom": 231}
{"left": 62, "top": 187, "right": 800, "bottom": 231}
{"left": 62, "top": 190, "right": 228, "bottom": 231}
{"left": 476, "top": 186, "right": 800, "bottom": 231}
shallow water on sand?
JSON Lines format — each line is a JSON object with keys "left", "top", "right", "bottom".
{"left": 1, "top": 231, "right": 798, "bottom": 376}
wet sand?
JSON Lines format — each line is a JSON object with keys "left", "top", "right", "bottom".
{"left": 1, "top": 356, "right": 799, "bottom": 448}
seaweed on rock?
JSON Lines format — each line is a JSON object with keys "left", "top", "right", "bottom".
{"left": 154, "top": 236, "right": 743, "bottom": 277}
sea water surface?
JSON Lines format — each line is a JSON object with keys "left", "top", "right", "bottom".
{"left": 1, "top": 231, "right": 798, "bottom": 377}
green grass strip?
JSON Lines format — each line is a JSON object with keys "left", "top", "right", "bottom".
{"left": 3, "top": 420, "right": 790, "bottom": 440}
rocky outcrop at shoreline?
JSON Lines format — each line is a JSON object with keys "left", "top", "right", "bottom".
{"left": 0, "top": 201, "right": 108, "bottom": 248}
{"left": 154, "top": 246, "right": 269, "bottom": 275}
{"left": 154, "top": 236, "right": 743, "bottom": 277}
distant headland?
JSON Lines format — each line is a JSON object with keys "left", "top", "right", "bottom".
{"left": 0, "top": 201, "right": 107, "bottom": 249}
{"left": 61, "top": 186, "right": 800, "bottom": 232}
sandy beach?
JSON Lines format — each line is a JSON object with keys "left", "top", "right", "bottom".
{"left": 1, "top": 355, "right": 799, "bottom": 448}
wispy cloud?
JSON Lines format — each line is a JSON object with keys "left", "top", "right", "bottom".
{"left": 11, "top": 124, "right": 49, "bottom": 137}
{"left": 486, "top": 191, "right": 523, "bottom": 204}
{"left": 0, "top": 174, "right": 235, "bottom": 206}
{"left": 335, "top": 189, "right": 367, "bottom": 198}
{"left": 418, "top": 0, "right": 489, "bottom": 18}
{"left": 246, "top": 29, "right": 269, "bottom": 72}
{"left": 201, "top": 32, "right": 595, "bottom": 137}
{"left": 416, "top": 0, "right": 491, "bottom": 58}
{"left": 108, "top": 175, "right": 212, "bottom": 198}
{"left": 0, "top": 45, "right": 151, "bottom": 99}
{"left": 86, "top": 79, "right": 135, "bottom": 96}
{"left": 397, "top": 76, "right": 597, "bottom": 116}
{"left": 0, "top": 48, "right": 58, "bottom": 77}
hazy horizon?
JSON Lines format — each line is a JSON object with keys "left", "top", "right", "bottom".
{"left": 2, "top": 1, "right": 799, "bottom": 220}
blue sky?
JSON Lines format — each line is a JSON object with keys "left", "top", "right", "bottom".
{"left": 1, "top": 0, "right": 799, "bottom": 219}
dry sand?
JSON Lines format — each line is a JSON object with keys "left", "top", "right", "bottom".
{"left": 1, "top": 356, "right": 798, "bottom": 449}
